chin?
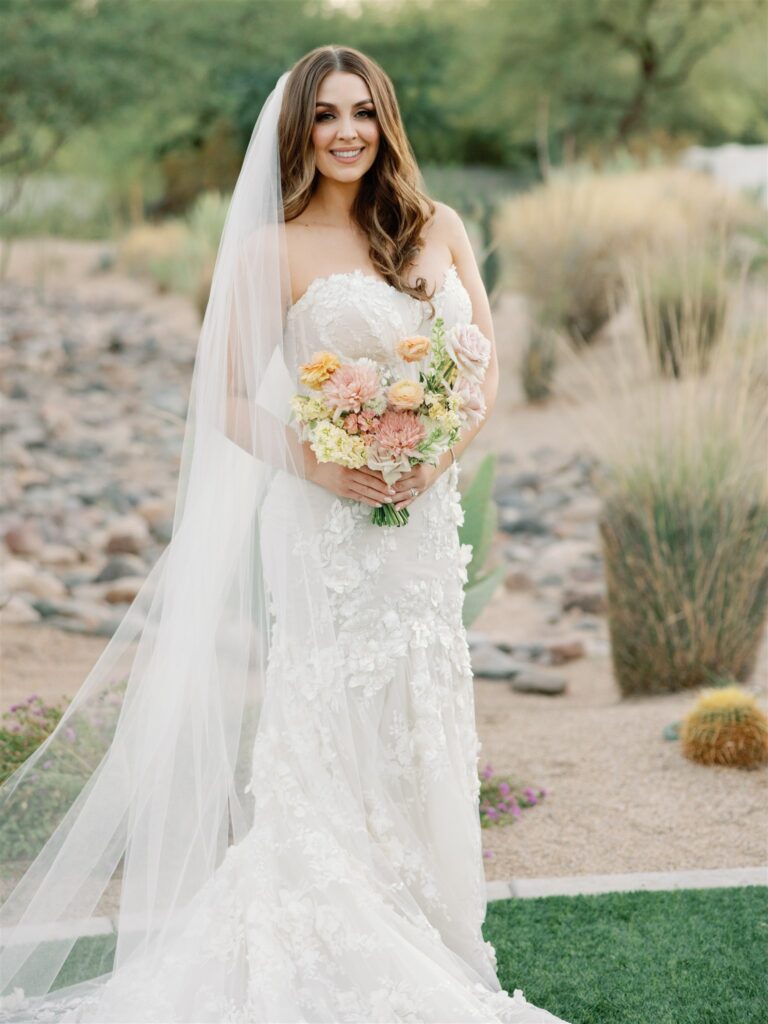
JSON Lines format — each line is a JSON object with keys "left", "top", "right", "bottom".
{"left": 320, "top": 151, "right": 377, "bottom": 179}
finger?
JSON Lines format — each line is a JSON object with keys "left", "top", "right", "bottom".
{"left": 357, "top": 465, "right": 387, "bottom": 482}
{"left": 348, "top": 483, "right": 393, "bottom": 505}
{"left": 351, "top": 469, "right": 393, "bottom": 497}
{"left": 391, "top": 489, "right": 415, "bottom": 503}
{"left": 394, "top": 472, "right": 422, "bottom": 491}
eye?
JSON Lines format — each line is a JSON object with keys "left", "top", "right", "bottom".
{"left": 315, "top": 110, "right": 375, "bottom": 122}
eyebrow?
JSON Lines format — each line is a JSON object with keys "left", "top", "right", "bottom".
{"left": 315, "top": 100, "right": 374, "bottom": 108}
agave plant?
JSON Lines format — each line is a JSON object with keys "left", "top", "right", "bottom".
{"left": 459, "top": 452, "right": 506, "bottom": 627}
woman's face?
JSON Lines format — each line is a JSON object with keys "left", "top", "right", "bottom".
{"left": 311, "top": 71, "right": 380, "bottom": 182}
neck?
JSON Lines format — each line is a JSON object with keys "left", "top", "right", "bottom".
{"left": 310, "top": 175, "right": 361, "bottom": 226}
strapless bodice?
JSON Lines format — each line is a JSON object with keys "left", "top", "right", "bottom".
{"left": 285, "top": 262, "right": 473, "bottom": 370}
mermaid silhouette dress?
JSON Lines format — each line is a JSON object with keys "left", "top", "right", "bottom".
{"left": 1, "top": 264, "right": 570, "bottom": 1023}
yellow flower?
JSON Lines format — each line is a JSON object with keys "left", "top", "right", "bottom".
{"left": 299, "top": 350, "right": 341, "bottom": 390}
{"left": 396, "top": 334, "right": 431, "bottom": 362}
{"left": 428, "top": 397, "right": 446, "bottom": 419}
{"left": 387, "top": 378, "right": 424, "bottom": 410}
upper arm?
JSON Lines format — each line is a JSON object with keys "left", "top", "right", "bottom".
{"left": 436, "top": 201, "right": 497, "bottom": 378}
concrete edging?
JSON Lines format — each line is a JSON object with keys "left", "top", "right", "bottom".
{"left": 486, "top": 865, "right": 768, "bottom": 902}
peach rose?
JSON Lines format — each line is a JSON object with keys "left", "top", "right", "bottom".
{"left": 387, "top": 378, "right": 424, "bottom": 411}
{"left": 299, "top": 350, "right": 341, "bottom": 390}
{"left": 396, "top": 334, "right": 431, "bottom": 362}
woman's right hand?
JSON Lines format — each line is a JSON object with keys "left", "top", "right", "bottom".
{"left": 304, "top": 445, "right": 395, "bottom": 507}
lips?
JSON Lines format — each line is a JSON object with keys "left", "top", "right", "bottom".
{"left": 330, "top": 147, "right": 364, "bottom": 163}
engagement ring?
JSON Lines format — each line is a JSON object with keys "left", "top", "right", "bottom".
{"left": 410, "top": 487, "right": 419, "bottom": 498}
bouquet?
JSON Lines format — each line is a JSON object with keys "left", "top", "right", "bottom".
{"left": 291, "top": 316, "right": 491, "bottom": 527}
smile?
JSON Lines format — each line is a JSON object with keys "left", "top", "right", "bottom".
{"left": 330, "top": 148, "right": 364, "bottom": 163}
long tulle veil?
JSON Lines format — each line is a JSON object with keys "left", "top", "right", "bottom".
{"left": 0, "top": 66, "right": 352, "bottom": 1019}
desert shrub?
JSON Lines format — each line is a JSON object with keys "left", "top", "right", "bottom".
{"left": 117, "top": 220, "right": 189, "bottom": 292}
{"left": 629, "top": 238, "right": 731, "bottom": 378}
{"left": 494, "top": 165, "right": 759, "bottom": 345}
{"left": 520, "top": 324, "right": 557, "bottom": 401}
{"left": 600, "top": 465, "right": 768, "bottom": 695}
{"left": 556, "top": 279, "right": 768, "bottom": 696}
{"left": 680, "top": 684, "right": 768, "bottom": 769}
{"left": 116, "top": 190, "right": 228, "bottom": 314}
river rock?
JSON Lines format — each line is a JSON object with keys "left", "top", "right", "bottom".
{"left": 510, "top": 668, "right": 568, "bottom": 696}
{"left": 504, "top": 568, "right": 535, "bottom": 591}
{"left": 562, "top": 585, "right": 608, "bottom": 615}
{"left": 92, "top": 555, "right": 146, "bottom": 583}
{"left": 39, "top": 544, "right": 82, "bottom": 567}
{"left": 4, "top": 523, "right": 44, "bottom": 556}
{"left": 542, "top": 636, "right": 586, "bottom": 664}
{"left": 104, "top": 514, "right": 150, "bottom": 554}
{"left": 470, "top": 641, "right": 521, "bottom": 680}
{"left": 0, "top": 595, "right": 41, "bottom": 624}
{"left": 103, "top": 576, "right": 145, "bottom": 604}
{"left": 4, "top": 559, "right": 67, "bottom": 599}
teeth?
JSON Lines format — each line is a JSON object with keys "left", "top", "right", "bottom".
{"left": 332, "top": 149, "right": 362, "bottom": 157}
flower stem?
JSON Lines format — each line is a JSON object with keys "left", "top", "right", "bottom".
{"left": 370, "top": 502, "right": 410, "bottom": 527}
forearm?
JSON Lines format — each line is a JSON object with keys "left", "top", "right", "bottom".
{"left": 225, "top": 392, "right": 315, "bottom": 481}
{"left": 436, "top": 359, "right": 499, "bottom": 474}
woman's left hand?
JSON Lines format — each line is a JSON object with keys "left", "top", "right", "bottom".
{"left": 385, "top": 461, "right": 442, "bottom": 512}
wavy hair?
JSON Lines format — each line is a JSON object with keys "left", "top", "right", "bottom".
{"left": 278, "top": 45, "right": 438, "bottom": 319}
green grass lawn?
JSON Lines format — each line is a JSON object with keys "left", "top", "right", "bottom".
{"left": 484, "top": 885, "right": 768, "bottom": 1024}
{"left": 47, "top": 884, "right": 768, "bottom": 1022}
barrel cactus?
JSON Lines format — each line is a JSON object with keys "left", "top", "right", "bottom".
{"left": 680, "top": 685, "right": 768, "bottom": 770}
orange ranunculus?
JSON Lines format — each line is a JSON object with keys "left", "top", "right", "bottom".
{"left": 395, "top": 334, "right": 431, "bottom": 362}
{"left": 299, "top": 350, "right": 341, "bottom": 389}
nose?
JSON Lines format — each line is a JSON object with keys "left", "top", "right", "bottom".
{"left": 336, "top": 114, "right": 359, "bottom": 141}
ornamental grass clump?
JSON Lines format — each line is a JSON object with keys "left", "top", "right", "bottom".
{"left": 494, "top": 165, "right": 755, "bottom": 346}
{"left": 520, "top": 324, "right": 557, "bottom": 402}
{"left": 555, "top": 277, "right": 768, "bottom": 696}
{"left": 680, "top": 685, "right": 768, "bottom": 769}
{"left": 632, "top": 241, "right": 729, "bottom": 378}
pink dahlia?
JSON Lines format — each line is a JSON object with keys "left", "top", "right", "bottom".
{"left": 372, "top": 409, "right": 426, "bottom": 454}
{"left": 321, "top": 362, "right": 381, "bottom": 414}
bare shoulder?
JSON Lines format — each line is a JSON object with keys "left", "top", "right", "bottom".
{"left": 427, "top": 200, "right": 495, "bottom": 346}
{"left": 423, "top": 199, "right": 466, "bottom": 247}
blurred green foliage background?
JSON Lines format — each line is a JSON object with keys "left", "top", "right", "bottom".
{"left": 1, "top": 0, "right": 765, "bottom": 235}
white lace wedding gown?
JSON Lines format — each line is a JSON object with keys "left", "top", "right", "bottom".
{"left": 1, "top": 264, "right": 570, "bottom": 1023}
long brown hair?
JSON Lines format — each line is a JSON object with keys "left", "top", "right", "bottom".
{"left": 278, "top": 45, "right": 438, "bottom": 319}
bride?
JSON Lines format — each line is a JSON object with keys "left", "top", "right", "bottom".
{"left": 0, "top": 46, "right": 571, "bottom": 1023}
